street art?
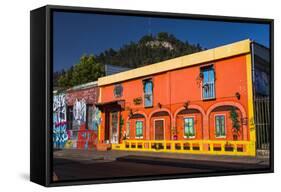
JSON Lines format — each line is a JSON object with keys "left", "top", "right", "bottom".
{"left": 53, "top": 93, "right": 68, "bottom": 149}
{"left": 64, "top": 140, "right": 77, "bottom": 149}
{"left": 76, "top": 105, "right": 101, "bottom": 150}
{"left": 73, "top": 98, "right": 87, "bottom": 125}
{"left": 53, "top": 91, "right": 102, "bottom": 150}
{"left": 88, "top": 107, "right": 101, "bottom": 148}
{"left": 92, "top": 107, "right": 102, "bottom": 131}
{"left": 64, "top": 98, "right": 102, "bottom": 150}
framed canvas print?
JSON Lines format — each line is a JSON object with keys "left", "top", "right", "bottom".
{"left": 30, "top": 5, "right": 274, "bottom": 187}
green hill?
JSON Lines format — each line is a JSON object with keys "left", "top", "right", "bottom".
{"left": 95, "top": 32, "right": 203, "bottom": 68}
{"left": 55, "top": 32, "right": 204, "bottom": 88}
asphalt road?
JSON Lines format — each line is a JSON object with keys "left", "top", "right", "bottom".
{"left": 53, "top": 155, "right": 269, "bottom": 182}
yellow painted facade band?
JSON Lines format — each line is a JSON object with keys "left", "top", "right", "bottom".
{"left": 246, "top": 53, "right": 256, "bottom": 156}
{"left": 98, "top": 39, "right": 251, "bottom": 86}
{"left": 112, "top": 140, "right": 253, "bottom": 156}
{"left": 98, "top": 124, "right": 101, "bottom": 141}
{"left": 98, "top": 88, "right": 102, "bottom": 141}
{"left": 98, "top": 110, "right": 101, "bottom": 141}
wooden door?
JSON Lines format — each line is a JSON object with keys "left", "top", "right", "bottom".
{"left": 155, "top": 120, "right": 164, "bottom": 140}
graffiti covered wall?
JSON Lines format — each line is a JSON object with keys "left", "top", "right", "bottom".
{"left": 53, "top": 93, "right": 68, "bottom": 149}
{"left": 64, "top": 85, "right": 101, "bottom": 150}
{"left": 65, "top": 99, "right": 102, "bottom": 149}
{"left": 53, "top": 84, "right": 101, "bottom": 150}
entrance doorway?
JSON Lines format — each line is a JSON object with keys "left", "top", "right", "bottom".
{"left": 110, "top": 111, "right": 119, "bottom": 144}
{"left": 154, "top": 119, "right": 164, "bottom": 140}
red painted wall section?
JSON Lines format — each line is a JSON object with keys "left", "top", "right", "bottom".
{"left": 100, "top": 54, "right": 250, "bottom": 142}
{"left": 101, "top": 55, "right": 248, "bottom": 109}
{"left": 216, "top": 56, "right": 248, "bottom": 100}
{"left": 169, "top": 55, "right": 248, "bottom": 108}
{"left": 75, "top": 124, "right": 99, "bottom": 149}
{"left": 170, "top": 65, "right": 201, "bottom": 102}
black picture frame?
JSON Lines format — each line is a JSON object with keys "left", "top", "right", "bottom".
{"left": 30, "top": 5, "right": 274, "bottom": 187}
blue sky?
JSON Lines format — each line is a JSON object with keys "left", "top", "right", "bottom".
{"left": 53, "top": 11, "right": 270, "bottom": 72}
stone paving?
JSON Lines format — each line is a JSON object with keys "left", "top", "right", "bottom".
{"left": 53, "top": 149, "right": 270, "bottom": 182}
{"left": 53, "top": 149, "right": 269, "bottom": 165}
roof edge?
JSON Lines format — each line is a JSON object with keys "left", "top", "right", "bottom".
{"left": 66, "top": 81, "right": 98, "bottom": 92}
{"left": 98, "top": 39, "right": 251, "bottom": 86}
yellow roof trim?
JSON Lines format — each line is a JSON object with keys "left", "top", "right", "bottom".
{"left": 98, "top": 39, "right": 251, "bottom": 86}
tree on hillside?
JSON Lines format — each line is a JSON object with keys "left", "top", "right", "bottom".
{"left": 57, "top": 55, "right": 105, "bottom": 88}
{"left": 157, "top": 32, "right": 169, "bottom": 41}
{"left": 53, "top": 70, "right": 66, "bottom": 88}
{"left": 54, "top": 32, "right": 204, "bottom": 88}
{"left": 95, "top": 32, "right": 203, "bottom": 68}
{"left": 139, "top": 34, "right": 153, "bottom": 44}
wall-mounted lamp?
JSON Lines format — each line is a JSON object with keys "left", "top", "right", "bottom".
{"left": 127, "top": 107, "right": 133, "bottom": 118}
{"left": 157, "top": 102, "right": 162, "bottom": 109}
{"left": 183, "top": 101, "right": 189, "bottom": 109}
{"left": 235, "top": 92, "right": 241, "bottom": 100}
{"left": 129, "top": 109, "right": 133, "bottom": 117}
{"left": 199, "top": 72, "right": 204, "bottom": 80}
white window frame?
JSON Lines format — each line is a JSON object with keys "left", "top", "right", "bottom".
{"left": 135, "top": 120, "right": 144, "bottom": 139}
{"left": 183, "top": 116, "right": 196, "bottom": 139}
{"left": 214, "top": 114, "right": 226, "bottom": 138}
{"left": 201, "top": 66, "right": 216, "bottom": 100}
{"left": 143, "top": 79, "right": 153, "bottom": 108}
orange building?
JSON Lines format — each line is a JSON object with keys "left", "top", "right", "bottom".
{"left": 96, "top": 39, "right": 269, "bottom": 156}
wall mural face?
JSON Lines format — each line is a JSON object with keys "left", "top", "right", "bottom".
{"left": 53, "top": 93, "right": 68, "bottom": 149}
{"left": 73, "top": 98, "right": 87, "bottom": 127}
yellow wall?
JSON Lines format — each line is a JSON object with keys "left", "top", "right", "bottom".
{"left": 246, "top": 53, "right": 256, "bottom": 156}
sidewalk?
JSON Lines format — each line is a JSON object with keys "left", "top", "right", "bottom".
{"left": 53, "top": 149, "right": 269, "bottom": 165}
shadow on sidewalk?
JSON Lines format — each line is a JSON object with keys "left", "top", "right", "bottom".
{"left": 116, "top": 155, "right": 270, "bottom": 171}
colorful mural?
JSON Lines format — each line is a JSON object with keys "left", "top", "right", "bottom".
{"left": 64, "top": 98, "right": 102, "bottom": 150}
{"left": 73, "top": 98, "right": 87, "bottom": 125}
{"left": 53, "top": 93, "right": 68, "bottom": 149}
{"left": 53, "top": 84, "right": 102, "bottom": 150}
